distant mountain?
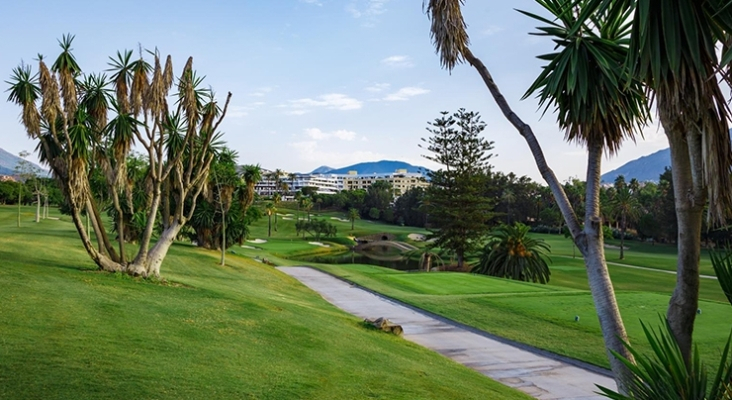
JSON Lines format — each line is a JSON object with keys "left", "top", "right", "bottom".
{"left": 0, "top": 148, "right": 46, "bottom": 177}
{"left": 602, "top": 129, "right": 732, "bottom": 183}
{"left": 601, "top": 148, "right": 670, "bottom": 183}
{"left": 311, "top": 165, "right": 334, "bottom": 174}
{"left": 313, "top": 160, "right": 429, "bottom": 176}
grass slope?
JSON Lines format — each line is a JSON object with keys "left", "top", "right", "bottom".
{"left": 0, "top": 206, "right": 529, "bottom": 400}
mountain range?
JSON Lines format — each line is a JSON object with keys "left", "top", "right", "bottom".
{"left": 311, "top": 160, "right": 429, "bottom": 175}
{"left": 601, "top": 148, "right": 670, "bottom": 183}
{"left": 0, "top": 148, "right": 46, "bottom": 177}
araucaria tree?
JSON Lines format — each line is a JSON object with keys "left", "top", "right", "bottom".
{"left": 421, "top": 109, "right": 495, "bottom": 269}
{"left": 6, "top": 35, "right": 232, "bottom": 277}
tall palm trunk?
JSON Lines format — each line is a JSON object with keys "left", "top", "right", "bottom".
{"left": 462, "top": 48, "right": 633, "bottom": 391}
{"left": 662, "top": 108, "right": 705, "bottom": 365}
{"left": 268, "top": 214, "right": 272, "bottom": 237}
{"left": 35, "top": 192, "right": 40, "bottom": 223}
{"left": 17, "top": 184, "right": 21, "bottom": 227}
{"left": 619, "top": 214, "right": 626, "bottom": 260}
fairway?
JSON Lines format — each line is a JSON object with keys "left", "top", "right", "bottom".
{"left": 313, "top": 262, "right": 732, "bottom": 369}
{"left": 378, "top": 272, "right": 563, "bottom": 295}
{"left": 0, "top": 206, "right": 529, "bottom": 400}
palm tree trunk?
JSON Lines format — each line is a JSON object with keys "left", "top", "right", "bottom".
{"left": 17, "top": 185, "right": 21, "bottom": 228}
{"left": 275, "top": 213, "right": 278, "bottom": 232}
{"left": 584, "top": 141, "right": 634, "bottom": 389}
{"left": 619, "top": 214, "right": 625, "bottom": 260}
{"left": 268, "top": 215, "right": 272, "bottom": 237}
{"left": 663, "top": 117, "right": 704, "bottom": 366}
{"left": 463, "top": 47, "right": 633, "bottom": 391}
{"left": 35, "top": 192, "right": 40, "bottom": 223}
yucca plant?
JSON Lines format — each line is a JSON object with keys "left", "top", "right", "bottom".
{"left": 473, "top": 223, "right": 551, "bottom": 284}
{"left": 597, "top": 318, "right": 732, "bottom": 400}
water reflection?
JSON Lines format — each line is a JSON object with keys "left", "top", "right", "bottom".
{"left": 296, "top": 246, "right": 421, "bottom": 271}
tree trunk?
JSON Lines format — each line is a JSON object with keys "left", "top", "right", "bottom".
{"left": 35, "top": 193, "right": 40, "bottom": 223}
{"left": 17, "top": 186, "right": 21, "bottom": 228}
{"left": 44, "top": 195, "right": 48, "bottom": 219}
{"left": 582, "top": 141, "right": 634, "bottom": 390}
{"left": 129, "top": 221, "right": 183, "bottom": 278}
{"left": 619, "top": 215, "right": 625, "bottom": 260}
{"left": 462, "top": 47, "right": 633, "bottom": 391}
{"left": 663, "top": 118, "right": 704, "bottom": 366}
{"left": 268, "top": 215, "right": 272, "bottom": 237}
{"left": 275, "top": 213, "right": 278, "bottom": 232}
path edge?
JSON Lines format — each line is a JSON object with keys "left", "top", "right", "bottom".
{"left": 283, "top": 265, "right": 614, "bottom": 379}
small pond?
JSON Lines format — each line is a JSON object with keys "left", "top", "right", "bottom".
{"left": 295, "top": 246, "right": 422, "bottom": 271}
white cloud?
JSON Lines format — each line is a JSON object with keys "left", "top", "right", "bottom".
{"left": 287, "top": 93, "right": 363, "bottom": 114}
{"left": 365, "top": 83, "right": 390, "bottom": 92}
{"left": 250, "top": 87, "right": 273, "bottom": 97}
{"left": 381, "top": 55, "right": 414, "bottom": 68}
{"left": 304, "top": 128, "right": 358, "bottom": 141}
{"left": 289, "top": 140, "right": 384, "bottom": 166}
{"left": 227, "top": 102, "right": 267, "bottom": 118}
{"left": 347, "top": 0, "right": 390, "bottom": 18}
{"left": 383, "top": 87, "right": 430, "bottom": 101}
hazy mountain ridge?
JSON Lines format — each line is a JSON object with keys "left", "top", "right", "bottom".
{"left": 311, "top": 160, "right": 428, "bottom": 175}
{"left": 601, "top": 148, "right": 671, "bottom": 183}
{"left": 0, "top": 148, "right": 47, "bottom": 177}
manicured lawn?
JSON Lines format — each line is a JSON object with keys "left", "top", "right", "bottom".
{"left": 312, "top": 263, "right": 732, "bottom": 369}
{"left": 240, "top": 205, "right": 731, "bottom": 370}
{"left": 536, "top": 233, "right": 716, "bottom": 276}
{"left": 0, "top": 206, "right": 530, "bottom": 400}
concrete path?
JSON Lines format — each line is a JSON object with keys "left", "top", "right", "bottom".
{"left": 278, "top": 266, "right": 616, "bottom": 400}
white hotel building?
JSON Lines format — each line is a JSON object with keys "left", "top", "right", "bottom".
{"left": 253, "top": 169, "right": 428, "bottom": 198}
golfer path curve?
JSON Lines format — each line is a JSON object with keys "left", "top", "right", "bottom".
{"left": 278, "top": 266, "right": 616, "bottom": 400}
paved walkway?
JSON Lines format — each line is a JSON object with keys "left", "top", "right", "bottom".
{"left": 278, "top": 266, "right": 616, "bottom": 400}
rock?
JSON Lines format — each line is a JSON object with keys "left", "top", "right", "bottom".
{"left": 364, "top": 317, "right": 403, "bottom": 336}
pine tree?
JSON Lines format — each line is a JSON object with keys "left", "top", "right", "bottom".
{"left": 421, "top": 109, "right": 495, "bottom": 269}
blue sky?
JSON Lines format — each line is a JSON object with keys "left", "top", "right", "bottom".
{"left": 0, "top": 0, "right": 669, "bottom": 181}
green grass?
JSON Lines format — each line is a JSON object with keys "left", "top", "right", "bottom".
{"left": 241, "top": 206, "right": 732, "bottom": 370}
{"left": 312, "top": 263, "right": 732, "bottom": 369}
{"left": 0, "top": 206, "right": 529, "bottom": 400}
{"left": 536, "top": 233, "right": 716, "bottom": 276}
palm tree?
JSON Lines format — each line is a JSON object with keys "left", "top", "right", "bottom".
{"left": 241, "top": 164, "right": 262, "bottom": 210}
{"left": 616, "top": 0, "right": 732, "bottom": 365}
{"left": 347, "top": 207, "right": 360, "bottom": 230}
{"left": 302, "top": 197, "right": 313, "bottom": 221}
{"left": 7, "top": 36, "right": 232, "bottom": 277}
{"left": 474, "top": 223, "right": 551, "bottom": 284}
{"left": 265, "top": 201, "right": 275, "bottom": 237}
{"left": 501, "top": 188, "right": 516, "bottom": 224}
{"left": 272, "top": 192, "right": 281, "bottom": 232}
{"left": 610, "top": 181, "right": 640, "bottom": 260}
{"left": 426, "top": 0, "right": 648, "bottom": 388}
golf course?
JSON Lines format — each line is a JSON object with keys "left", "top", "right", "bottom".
{"left": 2, "top": 203, "right": 731, "bottom": 398}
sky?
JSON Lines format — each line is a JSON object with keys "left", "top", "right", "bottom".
{"left": 0, "top": 0, "right": 671, "bottom": 182}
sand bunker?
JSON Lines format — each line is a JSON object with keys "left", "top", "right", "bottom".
{"left": 282, "top": 217, "right": 293, "bottom": 220}
{"left": 308, "top": 241, "right": 331, "bottom": 248}
{"left": 408, "top": 233, "right": 426, "bottom": 242}
{"left": 604, "top": 244, "right": 629, "bottom": 250}
{"left": 240, "top": 245, "right": 258, "bottom": 250}
{"left": 247, "top": 239, "right": 267, "bottom": 244}
{"left": 330, "top": 217, "right": 350, "bottom": 222}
